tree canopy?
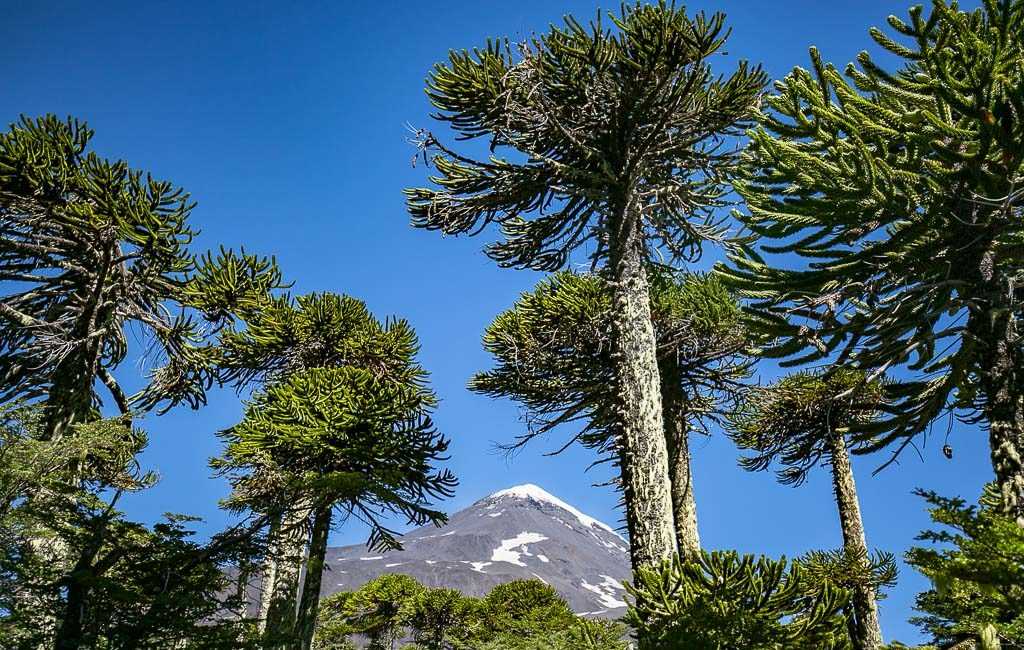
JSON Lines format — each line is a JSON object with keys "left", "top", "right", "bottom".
{"left": 718, "top": 0, "right": 1024, "bottom": 521}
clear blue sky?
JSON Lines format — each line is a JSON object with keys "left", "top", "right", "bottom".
{"left": 4, "top": 1, "right": 991, "bottom": 644}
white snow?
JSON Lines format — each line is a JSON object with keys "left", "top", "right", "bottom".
{"left": 536, "top": 554, "right": 549, "bottom": 563}
{"left": 470, "top": 561, "right": 492, "bottom": 573}
{"left": 599, "top": 575, "right": 625, "bottom": 591}
{"left": 359, "top": 556, "right": 384, "bottom": 561}
{"left": 424, "top": 560, "right": 437, "bottom": 565}
{"left": 580, "top": 577, "right": 628, "bottom": 609}
{"left": 384, "top": 563, "right": 405, "bottom": 568}
{"left": 490, "top": 532, "right": 548, "bottom": 566}
{"left": 488, "top": 484, "right": 625, "bottom": 541}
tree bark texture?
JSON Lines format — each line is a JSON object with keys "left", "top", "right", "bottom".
{"left": 975, "top": 308, "right": 1024, "bottom": 528}
{"left": 827, "top": 432, "right": 883, "bottom": 650}
{"left": 608, "top": 202, "right": 677, "bottom": 572}
{"left": 296, "top": 506, "right": 331, "bottom": 650}
{"left": 262, "top": 504, "right": 310, "bottom": 649}
{"left": 660, "top": 367, "right": 700, "bottom": 555}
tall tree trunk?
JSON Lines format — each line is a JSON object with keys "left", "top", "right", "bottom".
{"left": 975, "top": 307, "right": 1024, "bottom": 528}
{"left": 608, "top": 203, "right": 677, "bottom": 572}
{"left": 296, "top": 506, "right": 332, "bottom": 650}
{"left": 257, "top": 512, "right": 283, "bottom": 635}
{"left": 660, "top": 365, "right": 700, "bottom": 555}
{"left": 827, "top": 431, "right": 883, "bottom": 650}
{"left": 262, "top": 504, "right": 310, "bottom": 650}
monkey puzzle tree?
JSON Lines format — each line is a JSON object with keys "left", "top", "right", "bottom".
{"left": 471, "top": 269, "right": 747, "bottom": 553}
{"left": 626, "top": 551, "right": 852, "bottom": 650}
{"left": 728, "top": 368, "right": 890, "bottom": 650}
{"left": 406, "top": 1, "right": 764, "bottom": 569}
{"left": 213, "top": 294, "right": 456, "bottom": 650}
{"left": 0, "top": 115, "right": 283, "bottom": 439}
{"left": 717, "top": 1, "right": 1024, "bottom": 524}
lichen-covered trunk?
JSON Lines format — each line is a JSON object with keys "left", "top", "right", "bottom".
{"left": 971, "top": 244, "right": 1024, "bottom": 528}
{"left": 608, "top": 203, "right": 677, "bottom": 572}
{"left": 262, "top": 504, "right": 310, "bottom": 649}
{"left": 660, "top": 366, "right": 699, "bottom": 555}
{"left": 976, "top": 311, "right": 1024, "bottom": 528}
{"left": 827, "top": 432, "right": 883, "bottom": 650}
{"left": 257, "top": 512, "right": 282, "bottom": 634}
{"left": 296, "top": 506, "right": 331, "bottom": 650}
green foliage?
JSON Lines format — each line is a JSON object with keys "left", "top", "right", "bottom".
{"left": 342, "top": 574, "right": 425, "bottom": 650}
{"left": 406, "top": 2, "right": 765, "bottom": 269}
{"left": 729, "top": 368, "right": 884, "bottom": 486}
{"left": 907, "top": 486, "right": 1024, "bottom": 648}
{"left": 313, "top": 576, "right": 625, "bottom": 650}
{"left": 626, "top": 550, "right": 853, "bottom": 650}
{"left": 471, "top": 269, "right": 747, "bottom": 455}
{"left": 797, "top": 547, "right": 898, "bottom": 604}
{"left": 718, "top": 0, "right": 1024, "bottom": 469}
{"left": 0, "top": 405, "right": 261, "bottom": 649}
{"left": 479, "top": 578, "right": 576, "bottom": 638}
{"left": 0, "top": 115, "right": 284, "bottom": 436}
{"left": 471, "top": 618, "right": 628, "bottom": 650}
{"left": 408, "top": 587, "right": 481, "bottom": 649}
{"left": 212, "top": 293, "right": 456, "bottom": 551}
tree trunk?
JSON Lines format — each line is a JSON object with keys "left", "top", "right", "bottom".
{"left": 262, "top": 504, "right": 310, "bottom": 650}
{"left": 975, "top": 307, "right": 1024, "bottom": 528}
{"left": 608, "top": 202, "right": 677, "bottom": 572}
{"left": 296, "top": 506, "right": 331, "bottom": 650}
{"left": 827, "top": 431, "right": 883, "bottom": 650}
{"left": 660, "top": 365, "right": 700, "bottom": 555}
{"left": 257, "top": 512, "right": 283, "bottom": 635}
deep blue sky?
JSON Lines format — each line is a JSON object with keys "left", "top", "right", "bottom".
{"left": 4, "top": 1, "right": 992, "bottom": 644}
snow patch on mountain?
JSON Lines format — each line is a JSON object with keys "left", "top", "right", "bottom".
{"left": 487, "top": 484, "right": 623, "bottom": 540}
{"left": 491, "top": 532, "right": 547, "bottom": 566}
{"left": 580, "top": 575, "right": 628, "bottom": 609}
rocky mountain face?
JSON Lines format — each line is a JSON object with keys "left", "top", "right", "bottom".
{"left": 322, "top": 484, "right": 632, "bottom": 617}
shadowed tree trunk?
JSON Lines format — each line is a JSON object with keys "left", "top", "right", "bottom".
{"left": 296, "top": 506, "right": 332, "bottom": 650}
{"left": 257, "top": 513, "right": 282, "bottom": 636}
{"left": 827, "top": 431, "right": 883, "bottom": 650}
{"left": 262, "top": 504, "right": 310, "bottom": 649}
{"left": 609, "top": 204, "right": 677, "bottom": 570}
{"left": 972, "top": 247, "right": 1024, "bottom": 528}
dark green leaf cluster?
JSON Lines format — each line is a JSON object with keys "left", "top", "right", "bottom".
{"left": 907, "top": 486, "right": 1024, "bottom": 648}
{"left": 728, "top": 368, "right": 885, "bottom": 485}
{"left": 0, "top": 405, "right": 261, "bottom": 649}
{"left": 213, "top": 292, "right": 455, "bottom": 551}
{"left": 406, "top": 1, "right": 765, "bottom": 270}
{"left": 314, "top": 575, "right": 626, "bottom": 650}
{"left": 0, "top": 115, "right": 286, "bottom": 433}
{"left": 470, "top": 269, "right": 747, "bottom": 456}
{"left": 719, "top": 0, "right": 1024, "bottom": 457}
{"left": 626, "top": 550, "right": 853, "bottom": 650}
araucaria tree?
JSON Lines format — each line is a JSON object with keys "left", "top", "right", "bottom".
{"left": 0, "top": 116, "right": 279, "bottom": 440}
{"left": 214, "top": 293, "right": 456, "bottom": 650}
{"left": 0, "top": 115, "right": 191, "bottom": 439}
{"left": 406, "top": 1, "right": 764, "bottom": 569}
{"left": 471, "top": 270, "right": 747, "bottom": 553}
{"left": 718, "top": 1, "right": 1024, "bottom": 524}
{"left": 728, "top": 368, "right": 888, "bottom": 650}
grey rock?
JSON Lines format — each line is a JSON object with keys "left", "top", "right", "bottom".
{"left": 320, "top": 484, "right": 632, "bottom": 618}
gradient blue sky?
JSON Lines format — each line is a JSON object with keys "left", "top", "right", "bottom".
{"left": 4, "top": 1, "right": 991, "bottom": 643}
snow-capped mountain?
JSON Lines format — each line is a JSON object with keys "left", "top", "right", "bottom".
{"left": 321, "top": 484, "right": 632, "bottom": 617}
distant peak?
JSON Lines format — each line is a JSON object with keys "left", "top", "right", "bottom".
{"left": 485, "top": 484, "right": 623, "bottom": 540}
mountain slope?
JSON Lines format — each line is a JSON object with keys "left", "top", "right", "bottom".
{"left": 322, "top": 484, "right": 632, "bottom": 617}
